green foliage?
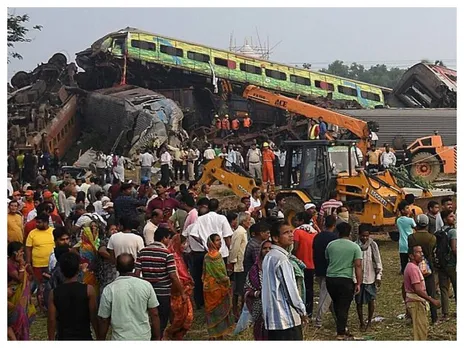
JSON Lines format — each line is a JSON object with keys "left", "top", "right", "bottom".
{"left": 320, "top": 60, "right": 407, "bottom": 88}
{"left": 389, "top": 165, "right": 435, "bottom": 189}
{"left": 7, "top": 12, "right": 42, "bottom": 62}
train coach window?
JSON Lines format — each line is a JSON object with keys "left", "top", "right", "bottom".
{"left": 337, "top": 85, "right": 358, "bottom": 97}
{"left": 290, "top": 75, "right": 311, "bottom": 86}
{"left": 187, "top": 51, "right": 210, "bottom": 63}
{"left": 361, "top": 90, "right": 381, "bottom": 101}
{"left": 131, "top": 40, "right": 156, "bottom": 51}
{"left": 315, "top": 80, "right": 335, "bottom": 91}
{"left": 160, "top": 45, "right": 183, "bottom": 57}
{"left": 214, "top": 57, "right": 236, "bottom": 69}
{"left": 265, "top": 69, "right": 287, "bottom": 81}
{"left": 239, "top": 63, "right": 262, "bottom": 75}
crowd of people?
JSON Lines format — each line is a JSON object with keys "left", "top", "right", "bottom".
{"left": 6, "top": 142, "right": 457, "bottom": 341}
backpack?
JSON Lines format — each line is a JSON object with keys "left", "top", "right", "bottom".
{"left": 433, "top": 226, "right": 453, "bottom": 269}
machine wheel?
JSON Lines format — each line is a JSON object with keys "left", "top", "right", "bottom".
{"left": 410, "top": 152, "right": 440, "bottom": 182}
{"left": 389, "top": 231, "right": 400, "bottom": 242}
{"left": 282, "top": 195, "right": 305, "bottom": 227}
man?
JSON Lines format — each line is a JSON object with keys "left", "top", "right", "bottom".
{"left": 135, "top": 227, "right": 185, "bottom": 337}
{"left": 435, "top": 196, "right": 454, "bottom": 231}
{"left": 293, "top": 211, "right": 318, "bottom": 319}
{"left": 435, "top": 210, "right": 457, "bottom": 320}
{"left": 107, "top": 216, "right": 145, "bottom": 260}
{"left": 262, "top": 221, "right": 307, "bottom": 340}
{"left": 108, "top": 178, "right": 121, "bottom": 201}
{"left": 335, "top": 205, "right": 360, "bottom": 241}
{"left": 221, "top": 114, "right": 231, "bottom": 138}
{"left": 8, "top": 149, "right": 18, "bottom": 176}
{"left": 57, "top": 183, "right": 67, "bottom": 219}
{"left": 231, "top": 117, "right": 240, "bottom": 136}
{"left": 407, "top": 215, "right": 438, "bottom": 324}
{"left": 213, "top": 114, "right": 221, "bottom": 136}
{"left": 318, "top": 117, "right": 328, "bottom": 140}
{"left": 228, "top": 213, "right": 250, "bottom": 319}
{"left": 146, "top": 181, "right": 180, "bottom": 223}
{"left": 22, "top": 190, "right": 35, "bottom": 217}
{"left": 404, "top": 246, "right": 441, "bottom": 340}
{"left": 249, "top": 187, "right": 267, "bottom": 219}
{"left": 397, "top": 200, "right": 417, "bottom": 274}
{"left": 312, "top": 215, "right": 338, "bottom": 328}
{"left": 355, "top": 224, "right": 383, "bottom": 331}
{"left": 243, "top": 221, "right": 271, "bottom": 274}
{"left": 269, "top": 193, "right": 285, "bottom": 220}
{"left": 114, "top": 183, "right": 146, "bottom": 223}
{"left": 242, "top": 113, "right": 252, "bottom": 133}
{"left": 380, "top": 144, "right": 396, "bottom": 169}
{"left": 143, "top": 209, "right": 163, "bottom": 246}
{"left": 325, "top": 222, "right": 362, "bottom": 340}
{"left": 160, "top": 147, "right": 172, "bottom": 185}
{"left": 246, "top": 143, "right": 262, "bottom": 181}
{"left": 87, "top": 177, "right": 103, "bottom": 205}
{"left": 98, "top": 253, "right": 161, "bottom": 340}
{"left": 140, "top": 149, "right": 155, "bottom": 181}
{"left": 426, "top": 200, "right": 440, "bottom": 234}
{"left": 319, "top": 191, "right": 343, "bottom": 224}
{"left": 203, "top": 144, "right": 216, "bottom": 163}
{"left": 366, "top": 145, "right": 381, "bottom": 173}
{"left": 47, "top": 251, "right": 98, "bottom": 340}
{"left": 261, "top": 142, "right": 276, "bottom": 187}
{"left": 304, "top": 203, "right": 321, "bottom": 232}
{"left": 405, "top": 193, "right": 423, "bottom": 218}
{"left": 48, "top": 226, "right": 71, "bottom": 272}
{"left": 7, "top": 200, "right": 24, "bottom": 243}
{"left": 186, "top": 145, "right": 197, "bottom": 181}
{"left": 308, "top": 118, "right": 320, "bottom": 140}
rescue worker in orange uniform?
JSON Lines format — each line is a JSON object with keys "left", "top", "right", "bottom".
{"left": 231, "top": 117, "right": 240, "bottom": 136}
{"left": 213, "top": 114, "right": 221, "bottom": 137}
{"left": 243, "top": 113, "right": 252, "bottom": 133}
{"left": 262, "top": 142, "right": 276, "bottom": 187}
{"left": 221, "top": 114, "right": 231, "bottom": 138}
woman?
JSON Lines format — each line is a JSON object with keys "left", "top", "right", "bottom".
{"left": 7, "top": 242, "right": 36, "bottom": 340}
{"left": 202, "top": 234, "right": 235, "bottom": 339}
{"left": 164, "top": 234, "right": 195, "bottom": 340}
{"left": 243, "top": 240, "right": 272, "bottom": 340}
{"left": 97, "top": 224, "right": 118, "bottom": 296}
{"left": 75, "top": 223, "right": 100, "bottom": 295}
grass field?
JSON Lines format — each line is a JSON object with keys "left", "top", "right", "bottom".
{"left": 29, "top": 234, "right": 456, "bottom": 341}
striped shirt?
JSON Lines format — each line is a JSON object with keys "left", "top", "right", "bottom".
{"left": 135, "top": 242, "right": 176, "bottom": 297}
{"left": 262, "top": 245, "right": 306, "bottom": 330}
{"left": 319, "top": 199, "right": 343, "bottom": 217}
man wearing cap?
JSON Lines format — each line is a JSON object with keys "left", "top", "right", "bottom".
{"left": 22, "top": 190, "right": 35, "bottom": 218}
{"left": 305, "top": 203, "right": 321, "bottom": 233}
{"left": 246, "top": 143, "right": 262, "bottom": 181}
{"left": 408, "top": 214, "right": 438, "bottom": 325}
{"left": 26, "top": 190, "right": 57, "bottom": 222}
{"left": 221, "top": 114, "right": 231, "bottom": 138}
{"left": 262, "top": 142, "right": 276, "bottom": 187}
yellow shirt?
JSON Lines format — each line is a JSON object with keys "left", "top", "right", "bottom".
{"left": 7, "top": 213, "right": 23, "bottom": 243}
{"left": 25, "top": 227, "right": 55, "bottom": 268}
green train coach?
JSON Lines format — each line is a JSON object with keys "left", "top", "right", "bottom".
{"left": 81, "top": 27, "right": 389, "bottom": 109}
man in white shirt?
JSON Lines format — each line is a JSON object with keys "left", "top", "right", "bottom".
{"left": 160, "top": 147, "right": 172, "bottom": 185}
{"left": 140, "top": 149, "right": 155, "bottom": 181}
{"left": 380, "top": 144, "right": 397, "bottom": 169}
{"left": 246, "top": 143, "right": 262, "bottom": 180}
{"left": 203, "top": 144, "right": 216, "bottom": 163}
{"left": 143, "top": 209, "right": 162, "bottom": 246}
{"left": 107, "top": 216, "right": 145, "bottom": 260}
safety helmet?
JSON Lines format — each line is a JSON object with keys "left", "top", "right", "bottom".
{"left": 263, "top": 142, "right": 269, "bottom": 147}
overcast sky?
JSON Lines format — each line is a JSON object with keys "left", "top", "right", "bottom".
{"left": 7, "top": 7, "right": 457, "bottom": 80}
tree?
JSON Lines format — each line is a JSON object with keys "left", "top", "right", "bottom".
{"left": 7, "top": 13, "right": 42, "bottom": 62}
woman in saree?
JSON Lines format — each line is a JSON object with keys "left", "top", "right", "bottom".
{"left": 202, "top": 233, "right": 235, "bottom": 340}
{"left": 74, "top": 222, "right": 100, "bottom": 295}
{"left": 163, "top": 234, "right": 195, "bottom": 340}
{"left": 243, "top": 240, "right": 272, "bottom": 340}
{"left": 7, "top": 242, "right": 36, "bottom": 340}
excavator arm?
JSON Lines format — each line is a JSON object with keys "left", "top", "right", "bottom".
{"left": 198, "top": 157, "right": 257, "bottom": 198}
{"left": 243, "top": 85, "right": 372, "bottom": 154}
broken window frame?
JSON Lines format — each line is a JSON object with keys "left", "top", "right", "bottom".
{"left": 315, "top": 80, "right": 335, "bottom": 91}
{"left": 160, "top": 45, "right": 184, "bottom": 57}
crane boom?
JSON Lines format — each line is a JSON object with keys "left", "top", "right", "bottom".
{"left": 243, "top": 85, "right": 373, "bottom": 154}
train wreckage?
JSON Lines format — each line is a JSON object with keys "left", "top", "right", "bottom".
{"left": 7, "top": 27, "right": 457, "bottom": 164}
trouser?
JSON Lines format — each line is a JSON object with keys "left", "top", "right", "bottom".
{"left": 134, "top": 165, "right": 141, "bottom": 184}
{"left": 191, "top": 251, "right": 206, "bottom": 308}
{"left": 262, "top": 161, "right": 275, "bottom": 185}
{"left": 367, "top": 164, "right": 379, "bottom": 173}
{"left": 291, "top": 167, "right": 299, "bottom": 184}
{"left": 161, "top": 164, "right": 170, "bottom": 185}
{"left": 399, "top": 253, "right": 409, "bottom": 274}
{"left": 141, "top": 166, "right": 151, "bottom": 180}
{"left": 249, "top": 163, "right": 262, "bottom": 180}
{"left": 268, "top": 325, "right": 302, "bottom": 341}
{"left": 274, "top": 162, "right": 281, "bottom": 186}
{"left": 407, "top": 301, "right": 429, "bottom": 340}
{"left": 156, "top": 295, "right": 171, "bottom": 338}
{"left": 438, "top": 266, "right": 457, "bottom": 316}
{"left": 315, "top": 276, "right": 335, "bottom": 326}
{"left": 424, "top": 274, "right": 438, "bottom": 323}
{"left": 303, "top": 269, "right": 315, "bottom": 317}
{"left": 187, "top": 162, "right": 195, "bottom": 181}
{"left": 173, "top": 161, "right": 183, "bottom": 180}
{"left": 326, "top": 277, "right": 355, "bottom": 335}
{"left": 194, "top": 160, "right": 199, "bottom": 179}
{"left": 182, "top": 165, "right": 188, "bottom": 180}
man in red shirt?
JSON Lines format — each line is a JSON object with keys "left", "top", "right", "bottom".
{"left": 24, "top": 202, "right": 63, "bottom": 243}
{"left": 146, "top": 181, "right": 180, "bottom": 223}
{"left": 293, "top": 211, "right": 318, "bottom": 319}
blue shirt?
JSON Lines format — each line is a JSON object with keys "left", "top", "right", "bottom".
{"left": 397, "top": 216, "right": 416, "bottom": 253}
{"left": 319, "top": 121, "right": 327, "bottom": 137}
{"left": 262, "top": 245, "right": 306, "bottom": 330}
{"left": 313, "top": 231, "right": 338, "bottom": 277}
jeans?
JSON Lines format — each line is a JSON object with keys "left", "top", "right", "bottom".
{"left": 268, "top": 325, "right": 302, "bottom": 341}
{"left": 303, "top": 269, "right": 315, "bottom": 317}
{"left": 141, "top": 166, "right": 151, "bottom": 180}
{"left": 326, "top": 277, "right": 355, "bottom": 335}
{"left": 191, "top": 251, "right": 206, "bottom": 308}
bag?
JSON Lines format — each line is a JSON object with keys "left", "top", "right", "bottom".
{"left": 433, "top": 227, "right": 452, "bottom": 269}
{"left": 418, "top": 259, "right": 432, "bottom": 277}
{"left": 234, "top": 304, "right": 253, "bottom": 335}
